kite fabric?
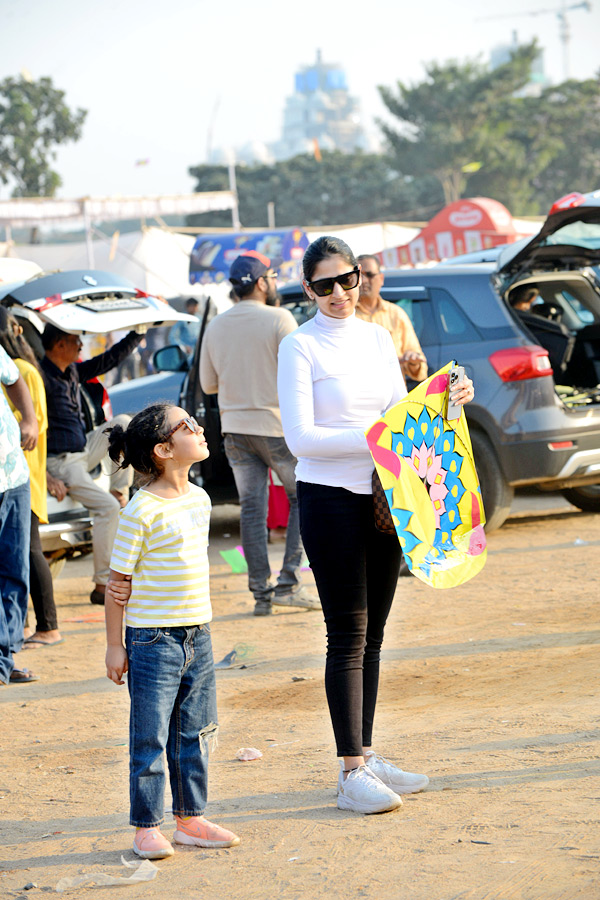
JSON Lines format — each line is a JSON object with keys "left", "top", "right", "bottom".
{"left": 365, "top": 360, "right": 487, "bottom": 589}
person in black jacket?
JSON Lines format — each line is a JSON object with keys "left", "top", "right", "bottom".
{"left": 41, "top": 325, "right": 143, "bottom": 605}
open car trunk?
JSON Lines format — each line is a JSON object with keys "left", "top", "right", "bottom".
{"left": 0, "top": 269, "right": 196, "bottom": 335}
{"left": 505, "top": 269, "right": 600, "bottom": 408}
{"left": 497, "top": 191, "right": 600, "bottom": 410}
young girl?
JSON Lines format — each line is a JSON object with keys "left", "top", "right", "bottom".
{"left": 104, "top": 402, "right": 240, "bottom": 859}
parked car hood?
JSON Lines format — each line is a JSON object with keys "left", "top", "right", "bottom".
{"left": 496, "top": 190, "right": 600, "bottom": 278}
{"left": 0, "top": 269, "right": 197, "bottom": 334}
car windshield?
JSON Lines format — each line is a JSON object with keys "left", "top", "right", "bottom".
{"left": 542, "top": 220, "right": 600, "bottom": 251}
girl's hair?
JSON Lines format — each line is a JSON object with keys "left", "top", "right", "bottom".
{"left": 302, "top": 236, "right": 357, "bottom": 282}
{"left": 107, "top": 402, "right": 175, "bottom": 480}
{"left": 0, "top": 306, "right": 41, "bottom": 371}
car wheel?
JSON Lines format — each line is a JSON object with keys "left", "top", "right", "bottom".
{"left": 561, "top": 485, "right": 600, "bottom": 512}
{"left": 470, "top": 430, "right": 514, "bottom": 532}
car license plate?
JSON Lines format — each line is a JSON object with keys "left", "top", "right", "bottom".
{"left": 76, "top": 296, "right": 148, "bottom": 313}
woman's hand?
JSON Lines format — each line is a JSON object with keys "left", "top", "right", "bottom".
{"left": 106, "top": 645, "right": 128, "bottom": 685}
{"left": 106, "top": 575, "right": 132, "bottom": 606}
{"left": 451, "top": 374, "right": 475, "bottom": 406}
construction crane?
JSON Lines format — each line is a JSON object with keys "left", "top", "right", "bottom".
{"left": 477, "top": 1, "right": 592, "bottom": 81}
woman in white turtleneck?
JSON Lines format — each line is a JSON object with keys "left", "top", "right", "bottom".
{"left": 278, "top": 236, "right": 472, "bottom": 815}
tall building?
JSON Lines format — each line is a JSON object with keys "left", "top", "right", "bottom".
{"left": 490, "top": 32, "right": 549, "bottom": 96}
{"left": 275, "top": 50, "right": 367, "bottom": 160}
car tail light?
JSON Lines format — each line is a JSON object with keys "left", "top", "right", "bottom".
{"left": 102, "top": 386, "right": 113, "bottom": 421}
{"left": 548, "top": 192, "right": 585, "bottom": 216}
{"left": 489, "top": 346, "right": 553, "bottom": 382}
{"left": 548, "top": 441, "right": 574, "bottom": 450}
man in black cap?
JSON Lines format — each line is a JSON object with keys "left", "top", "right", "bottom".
{"left": 200, "top": 251, "right": 318, "bottom": 616}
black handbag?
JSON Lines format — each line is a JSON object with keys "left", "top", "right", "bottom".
{"left": 372, "top": 469, "right": 396, "bottom": 534}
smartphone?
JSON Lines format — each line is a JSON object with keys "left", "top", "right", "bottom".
{"left": 447, "top": 364, "right": 465, "bottom": 420}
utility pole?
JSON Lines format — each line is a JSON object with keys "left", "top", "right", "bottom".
{"left": 228, "top": 161, "right": 241, "bottom": 231}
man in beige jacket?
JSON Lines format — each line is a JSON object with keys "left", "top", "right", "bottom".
{"left": 356, "top": 254, "right": 428, "bottom": 384}
{"left": 200, "top": 251, "right": 318, "bottom": 616}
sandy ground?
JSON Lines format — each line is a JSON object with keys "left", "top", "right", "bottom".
{"left": 1, "top": 498, "right": 599, "bottom": 900}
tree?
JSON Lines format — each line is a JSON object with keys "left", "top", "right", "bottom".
{"left": 188, "top": 151, "right": 440, "bottom": 228}
{"left": 527, "top": 77, "right": 600, "bottom": 211}
{"left": 461, "top": 74, "right": 600, "bottom": 213}
{"left": 378, "top": 44, "right": 539, "bottom": 205}
{"left": 0, "top": 75, "right": 87, "bottom": 197}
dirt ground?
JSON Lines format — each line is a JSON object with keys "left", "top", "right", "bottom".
{"left": 1, "top": 500, "right": 599, "bottom": 900}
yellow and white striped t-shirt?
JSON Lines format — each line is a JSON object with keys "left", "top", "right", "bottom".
{"left": 110, "top": 484, "right": 212, "bottom": 628}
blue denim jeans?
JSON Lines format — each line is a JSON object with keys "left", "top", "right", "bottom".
{"left": 224, "top": 433, "right": 302, "bottom": 604}
{"left": 0, "top": 480, "right": 31, "bottom": 684}
{"left": 125, "top": 624, "right": 218, "bottom": 827}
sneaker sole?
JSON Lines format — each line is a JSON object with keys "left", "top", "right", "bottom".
{"left": 391, "top": 776, "right": 429, "bottom": 794}
{"left": 132, "top": 844, "right": 174, "bottom": 859}
{"left": 272, "top": 597, "right": 320, "bottom": 610}
{"left": 336, "top": 794, "right": 402, "bottom": 815}
{"left": 173, "top": 830, "right": 240, "bottom": 849}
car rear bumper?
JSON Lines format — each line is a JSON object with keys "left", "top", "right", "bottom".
{"left": 40, "top": 512, "right": 93, "bottom": 556}
{"left": 502, "top": 439, "right": 600, "bottom": 490}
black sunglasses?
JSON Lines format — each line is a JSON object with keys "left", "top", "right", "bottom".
{"left": 307, "top": 267, "right": 360, "bottom": 297}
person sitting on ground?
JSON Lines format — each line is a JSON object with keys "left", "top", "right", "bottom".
{"left": 0, "top": 308, "right": 63, "bottom": 648}
{"left": 41, "top": 323, "right": 143, "bottom": 605}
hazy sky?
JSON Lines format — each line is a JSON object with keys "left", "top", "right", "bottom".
{"left": 1, "top": 0, "right": 599, "bottom": 199}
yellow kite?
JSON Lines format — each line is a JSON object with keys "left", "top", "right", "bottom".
{"left": 366, "top": 361, "right": 487, "bottom": 589}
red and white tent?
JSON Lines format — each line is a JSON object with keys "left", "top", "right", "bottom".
{"left": 379, "top": 198, "right": 541, "bottom": 267}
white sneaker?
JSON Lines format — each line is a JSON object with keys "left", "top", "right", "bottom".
{"left": 364, "top": 751, "right": 429, "bottom": 794}
{"left": 336, "top": 763, "right": 402, "bottom": 814}
{"left": 272, "top": 590, "right": 320, "bottom": 610}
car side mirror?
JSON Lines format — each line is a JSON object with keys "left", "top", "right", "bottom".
{"left": 153, "top": 344, "right": 189, "bottom": 372}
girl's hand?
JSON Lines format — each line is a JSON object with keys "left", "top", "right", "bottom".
{"left": 451, "top": 375, "right": 475, "bottom": 406}
{"left": 106, "top": 645, "right": 128, "bottom": 685}
{"left": 106, "top": 575, "right": 132, "bottom": 606}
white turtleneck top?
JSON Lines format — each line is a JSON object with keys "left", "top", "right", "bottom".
{"left": 277, "top": 310, "right": 406, "bottom": 494}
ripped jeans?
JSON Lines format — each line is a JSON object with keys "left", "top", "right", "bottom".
{"left": 125, "top": 624, "right": 218, "bottom": 827}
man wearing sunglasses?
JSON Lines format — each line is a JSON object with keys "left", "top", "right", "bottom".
{"left": 200, "top": 251, "right": 319, "bottom": 616}
{"left": 356, "top": 255, "right": 428, "bottom": 384}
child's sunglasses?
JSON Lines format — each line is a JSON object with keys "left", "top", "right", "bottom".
{"left": 163, "top": 416, "right": 202, "bottom": 441}
{"left": 307, "top": 267, "right": 360, "bottom": 297}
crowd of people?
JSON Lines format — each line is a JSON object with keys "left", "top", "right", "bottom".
{"left": 1, "top": 240, "right": 474, "bottom": 858}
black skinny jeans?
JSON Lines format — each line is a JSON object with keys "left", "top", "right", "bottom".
{"left": 30, "top": 512, "right": 58, "bottom": 632}
{"left": 297, "top": 482, "right": 401, "bottom": 757}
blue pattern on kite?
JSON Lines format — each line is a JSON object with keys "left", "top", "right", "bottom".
{"left": 387, "top": 406, "right": 468, "bottom": 563}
